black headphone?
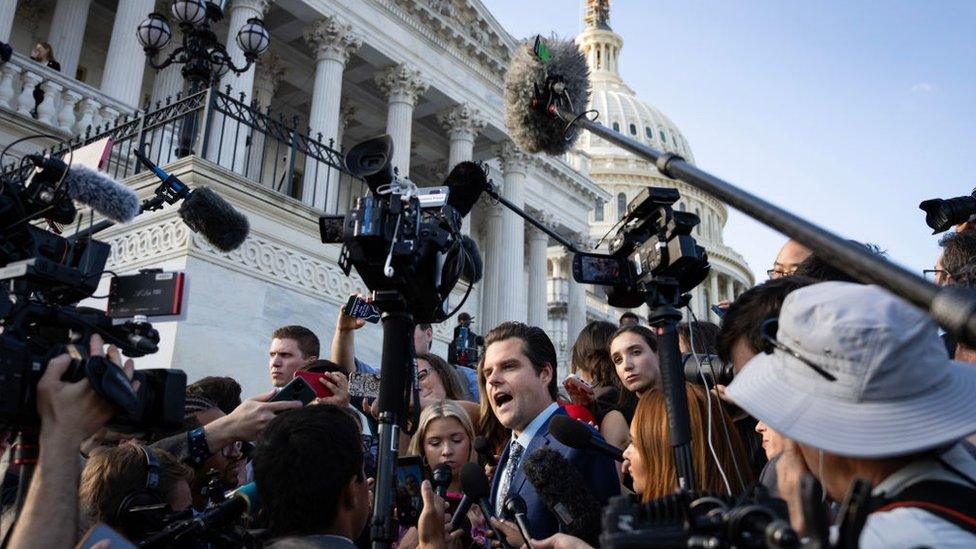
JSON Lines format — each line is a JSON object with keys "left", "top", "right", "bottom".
{"left": 112, "top": 445, "right": 169, "bottom": 536}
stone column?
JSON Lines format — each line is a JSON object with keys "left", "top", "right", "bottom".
{"left": 0, "top": 0, "right": 17, "bottom": 43}
{"left": 246, "top": 55, "right": 286, "bottom": 185}
{"left": 302, "top": 15, "right": 361, "bottom": 211}
{"left": 480, "top": 200, "right": 505, "bottom": 331}
{"left": 100, "top": 0, "right": 154, "bottom": 107}
{"left": 218, "top": 0, "right": 271, "bottom": 96}
{"left": 526, "top": 220, "right": 550, "bottom": 328}
{"left": 48, "top": 0, "right": 93, "bottom": 80}
{"left": 336, "top": 102, "right": 356, "bottom": 150}
{"left": 709, "top": 272, "right": 720, "bottom": 320}
{"left": 149, "top": 39, "right": 184, "bottom": 106}
{"left": 492, "top": 142, "right": 530, "bottom": 324}
{"left": 438, "top": 102, "right": 486, "bottom": 234}
{"left": 567, "top": 236, "right": 588, "bottom": 347}
{"left": 375, "top": 64, "right": 428, "bottom": 178}
{"left": 725, "top": 276, "right": 735, "bottom": 303}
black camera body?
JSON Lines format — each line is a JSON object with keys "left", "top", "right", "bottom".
{"left": 920, "top": 187, "right": 976, "bottom": 233}
{"left": 572, "top": 187, "right": 709, "bottom": 308}
{"left": 601, "top": 491, "right": 797, "bottom": 549}
{"left": 683, "top": 353, "right": 734, "bottom": 387}
{"left": 0, "top": 153, "right": 186, "bottom": 434}
{"left": 321, "top": 135, "right": 476, "bottom": 323}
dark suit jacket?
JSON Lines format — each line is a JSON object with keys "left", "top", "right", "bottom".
{"left": 489, "top": 407, "right": 619, "bottom": 540}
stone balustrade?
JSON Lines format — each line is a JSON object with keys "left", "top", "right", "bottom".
{"left": 0, "top": 51, "right": 136, "bottom": 135}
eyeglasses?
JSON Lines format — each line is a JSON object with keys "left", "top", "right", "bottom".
{"left": 760, "top": 319, "right": 837, "bottom": 381}
{"left": 766, "top": 268, "right": 796, "bottom": 280}
{"left": 923, "top": 269, "right": 951, "bottom": 283}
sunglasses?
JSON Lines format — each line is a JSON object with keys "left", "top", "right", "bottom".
{"left": 760, "top": 318, "right": 837, "bottom": 382}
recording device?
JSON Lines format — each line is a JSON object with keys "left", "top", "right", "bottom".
{"left": 319, "top": 136, "right": 484, "bottom": 324}
{"left": 563, "top": 375, "right": 596, "bottom": 407}
{"left": 548, "top": 414, "right": 624, "bottom": 462}
{"left": 503, "top": 495, "right": 534, "bottom": 547}
{"left": 683, "top": 353, "right": 734, "bottom": 387}
{"left": 473, "top": 435, "right": 497, "bottom": 466}
{"left": 431, "top": 463, "right": 453, "bottom": 498}
{"left": 448, "top": 314, "right": 482, "bottom": 367}
{"left": 107, "top": 270, "right": 186, "bottom": 318}
{"left": 344, "top": 294, "right": 380, "bottom": 323}
{"left": 920, "top": 189, "right": 976, "bottom": 233}
{"left": 0, "top": 151, "right": 185, "bottom": 433}
{"left": 523, "top": 447, "right": 602, "bottom": 545}
{"left": 570, "top": 186, "right": 709, "bottom": 309}
{"left": 134, "top": 152, "right": 250, "bottom": 252}
{"left": 600, "top": 490, "right": 798, "bottom": 549}
{"left": 140, "top": 482, "right": 260, "bottom": 548}
{"left": 349, "top": 371, "right": 381, "bottom": 399}
{"left": 395, "top": 456, "right": 425, "bottom": 527}
{"left": 270, "top": 376, "right": 317, "bottom": 406}
{"left": 294, "top": 370, "right": 334, "bottom": 399}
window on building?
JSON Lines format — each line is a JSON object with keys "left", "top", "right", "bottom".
{"left": 694, "top": 207, "right": 701, "bottom": 235}
{"left": 660, "top": 130, "right": 667, "bottom": 143}
{"left": 594, "top": 199, "right": 604, "bottom": 221}
{"left": 612, "top": 121, "right": 620, "bottom": 132}
{"left": 677, "top": 201, "right": 686, "bottom": 211}
{"left": 645, "top": 126, "right": 653, "bottom": 139}
{"left": 617, "top": 192, "right": 627, "bottom": 219}
{"left": 629, "top": 123, "right": 637, "bottom": 135}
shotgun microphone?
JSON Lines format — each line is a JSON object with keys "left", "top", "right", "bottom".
{"left": 549, "top": 414, "right": 624, "bottom": 462}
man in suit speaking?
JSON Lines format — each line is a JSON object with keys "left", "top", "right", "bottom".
{"left": 481, "top": 322, "right": 620, "bottom": 540}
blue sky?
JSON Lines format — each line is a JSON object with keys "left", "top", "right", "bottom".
{"left": 486, "top": 0, "right": 976, "bottom": 280}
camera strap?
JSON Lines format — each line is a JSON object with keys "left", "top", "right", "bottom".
{"left": 870, "top": 480, "right": 976, "bottom": 535}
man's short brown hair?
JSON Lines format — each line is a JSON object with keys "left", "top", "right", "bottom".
{"left": 717, "top": 276, "right": 816, "bottom": 363}
{"left": 272, "top": 325, "right": 320, "bottom": 358}
{"left": 80, "top": 444, "right": 192, "bottom": 530}
{"left": 479, "top": 322, "right": 558, "bottom": 400}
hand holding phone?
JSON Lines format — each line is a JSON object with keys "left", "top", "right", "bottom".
{"left": 269, "top": 377, "right": 316, "bottom": 407}
{"left": 344, "top": 295, "right": 380, "bottom": 324}
{"left": 294, "top": 371, "right": 334, "bottom": 399}
{"left": 563, "top": 375, "right": 595, "bottom": 407}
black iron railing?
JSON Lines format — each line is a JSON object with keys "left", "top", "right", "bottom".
{"left": 2, "top": 86, "right": 365, "bottom": 215}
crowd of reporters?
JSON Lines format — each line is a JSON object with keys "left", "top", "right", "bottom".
{"left": 3, "top": 226, "right": 976, "bottom": 548}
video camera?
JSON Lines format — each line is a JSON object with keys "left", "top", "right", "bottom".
{"left": 319, "top": 135, "right": 481, "bottom": 323}
{"left": 571, "top": 186, "right": 709, "bottom": 308}
{"left": 0, "top": 152, "right": 185, "bottom": 433}
{"left": 601, "top": 490, "right": 798, "bottom": 549}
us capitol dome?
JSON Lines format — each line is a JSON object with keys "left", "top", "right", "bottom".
{"left": 573, "top": 0, "right": 754, "bottom": 323}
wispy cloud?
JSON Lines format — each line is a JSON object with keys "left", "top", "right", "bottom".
{"left": 910, "top": 82, "right": 934, "bottom": 93}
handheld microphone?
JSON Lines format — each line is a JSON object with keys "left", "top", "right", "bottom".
{"left": 473, "top": 436, "right": 497, "bottom": 466}
{"left": 28, "top": 155, "right": 140, "bottom": 223}
{"left": 549, "top": 414, "right": 624, "bottom": 462}
{"left": 457, "top": 462, "right": 510, "bottom": 548}
{"left": 503, "top": 37, "right": 589, "bottom": 155}
{"left": 503, "top": 495, "right": 533, "bottom": 546}
{"left": 432, "top": 463, "right": 453, "bottom": 499}
{"left": 449, "top": 495, "right": 473, "bottom": 532}
{"left": 522, "top": 447, "right": 602, "bottom": 545}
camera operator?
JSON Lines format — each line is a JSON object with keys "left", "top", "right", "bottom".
{"left": 78, "top": 444, "right": 192, "bottom": 540}
{"left": 715, "top": 276, "right": 816, "bottom": 490}
{"left": 727, "top": 282, "right": 976, "bottom": 546}
{"left": 331, "top": 293, "right": 435, "bottom": 377}
{"left": 181, "top": 396, "right": 246, "bottom": 510}
{"left": 6, "top": 334, "right": 135, "bottom": 549}
{"left": 252, "top": 404, "right": 372, "bottom": 548}
{"left": 447, "top": 313, "right": 483, "bottom": 401}
{"left": 930, "top": 231, "right": 976, "bottom": 362}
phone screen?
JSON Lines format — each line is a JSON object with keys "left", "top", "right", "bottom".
{"left": 344, "top": 295, "right": 380, "bottom": 323}
{"left": 396, "top": 456, "right": 425, "bottom": 527}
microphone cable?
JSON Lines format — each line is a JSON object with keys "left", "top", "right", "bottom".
{"left": 686, "top": 304, "right": 746, "bottom": 495}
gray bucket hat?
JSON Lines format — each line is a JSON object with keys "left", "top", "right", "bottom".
{"left": 726, "top": 281, "right": 976, "bottom": 458}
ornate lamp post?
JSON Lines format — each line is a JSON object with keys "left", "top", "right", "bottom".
{"left": 137, "top": 0, "right": 271, "bottom": 155}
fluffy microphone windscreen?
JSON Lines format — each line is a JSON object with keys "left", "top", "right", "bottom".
{"left": 504, "top": 36, "right": 590, "bottom": 156}
{"left": 549, "top": 414, "right": 593, "bottom": 450}
{"left": 459, "top": 462, "right": 490, "bottom": 499}
{"left": 178, "top": 187, "right": 250, "bottom": 252}
{"left": 522, "top": 447, "right": 602, "bottom": 544}
{"left": 67, "top": 164, "right": 140, "bottom": 223}
{"left": 444, "top": 161, "right": 487, "bottom": 218}
{"left": 460, "top": 235, "right": 483, "bottom": 283}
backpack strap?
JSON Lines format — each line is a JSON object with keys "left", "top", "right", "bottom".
{"left": 873, "top": 480, "right": 976, "bottom": 535}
